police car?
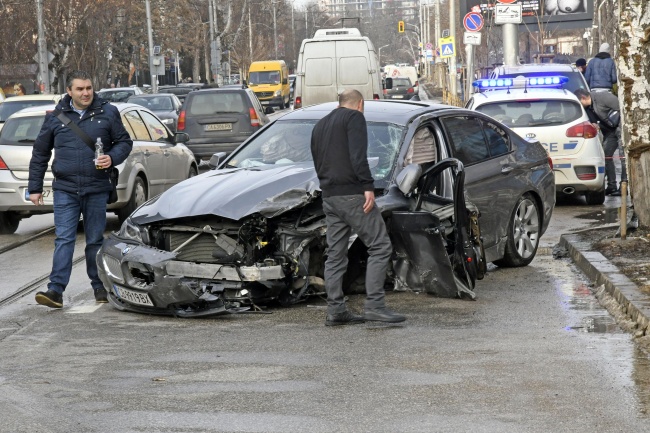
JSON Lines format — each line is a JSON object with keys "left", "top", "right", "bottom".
{"left": 466, "top": 76, "right": 606, "bottom": 205}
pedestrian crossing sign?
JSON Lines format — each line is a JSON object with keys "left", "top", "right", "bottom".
{"left": 439, "top": 36, "right": 455, "bottom": 59}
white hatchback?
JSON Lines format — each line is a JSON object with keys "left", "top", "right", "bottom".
{"left": 466, "top": 79, "right": 605, "bottom": 205}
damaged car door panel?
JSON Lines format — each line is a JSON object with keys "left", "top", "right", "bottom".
{"left": 96, "top": 101, "right": 554, "bottom": 318}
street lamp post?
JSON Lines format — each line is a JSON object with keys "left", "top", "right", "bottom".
{"left": 272, "top": 0, "right": 278, "bottom": 59}
{"left": 378, "top": 44, "right": 390, "bottom": 66}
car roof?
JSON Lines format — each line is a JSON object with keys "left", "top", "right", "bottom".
{"left": 3, "top": 94, "right": 63, "bottom": 102}
{"left": 493, "top": 63, "right": 579, "bottom": 74}
{"left": 278, "top": 100, "right": 453, "bottom": 124}
{"left": 471, "top": 88, "right": 580, "bottom": 105}
{"left": 6, "top": 102, "right": 151, "bottom": 119}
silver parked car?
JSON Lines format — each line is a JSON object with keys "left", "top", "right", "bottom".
{"left": 0, "top": 103, "right": 199, "bottom": 233}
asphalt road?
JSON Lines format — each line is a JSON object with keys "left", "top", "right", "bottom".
{"left": 1, "top": 184, "right": 648, "bottom": 432}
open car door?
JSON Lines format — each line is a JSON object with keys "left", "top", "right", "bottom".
{"left": 390, "top": 158, "right": 486, "bottom": 299}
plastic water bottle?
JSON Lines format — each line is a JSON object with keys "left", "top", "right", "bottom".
{"left": 95, "top": 137, "right": 103, "bottom": 169}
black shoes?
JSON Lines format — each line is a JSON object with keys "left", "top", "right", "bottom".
{"left": 35, "top": 290, "right": 63, "bottom": 309}
{"left": 364, "top": 308, "right": 406, "bottom": 323}
{"left": 94, "top": 288, "right": 109, "bottom": 303}
{"left": 605, "top": 187, "right": 618, "bottom": 196}
{"left": 325, "top": 310, "right": 365, "bottom": 326}
{"left": 610, "top": 189, "right": 622, "bottom": 196}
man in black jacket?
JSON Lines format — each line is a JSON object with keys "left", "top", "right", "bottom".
{"left": 575, "top": 88, "right": 625, "bottom": 195}
{"left": 311, "top": 89, "right": 405, "bottom": 326}
{"left": 28, "top": 70, "right": 133, "bottom": 308}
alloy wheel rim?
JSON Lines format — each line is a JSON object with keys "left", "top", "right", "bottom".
{"left": 513, "top": 198, "right": 539, "bottom": 259}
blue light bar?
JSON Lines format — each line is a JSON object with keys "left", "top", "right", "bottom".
{"left": 472, "top": 75, "right": 569, "bottom": 90}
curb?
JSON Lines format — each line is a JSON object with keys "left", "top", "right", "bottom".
{"left": 560, "top": 230, "right": 650, "bottom": 336}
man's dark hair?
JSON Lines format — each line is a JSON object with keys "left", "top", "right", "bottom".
{"left": 66, "top": 70, "right": 93, "bottom": 89}
{"left": 338, "top": 89, "right": 363, "bottom": 107}
{"left": 575, "top": 58, "right": 587, "bottom": 67}
{"left": 574, "top": 88, "right": 590, "bottom": 100}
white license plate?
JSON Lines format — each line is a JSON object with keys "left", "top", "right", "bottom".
{"left": 113, "top": 284, "right": 154, "bottom": 306}
{"left": 25, "top": 188, "right": 54, "bottom": 204}
{"left": 393, "top": 95, "right": 404, "bottom": 99}
{"left": 205, "top": 123, "right": 232, "bottom": 131}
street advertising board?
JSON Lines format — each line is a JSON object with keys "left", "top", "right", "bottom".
{"left": 459, "top": 0, "right": 594, "bottom": 31}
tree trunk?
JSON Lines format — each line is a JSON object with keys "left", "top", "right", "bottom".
{"left": 616, "top": 0, "right": 650, "bottom": 227}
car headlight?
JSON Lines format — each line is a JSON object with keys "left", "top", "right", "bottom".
{"left": 117, "top": 218, "right": 148, "bottom": 244}
{"left": 161, "top": 118, "right": 174, "bottom": 124}
{"left": 274, "top": 90, "right": 281, "bottom": 97}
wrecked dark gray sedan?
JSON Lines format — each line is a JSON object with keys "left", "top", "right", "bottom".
{"left": 97, "top": 100, "right": 554, "bottom": 317}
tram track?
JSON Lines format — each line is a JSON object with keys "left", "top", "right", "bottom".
{"left": 0, "top": 226, "right": 55, "bottom": 256}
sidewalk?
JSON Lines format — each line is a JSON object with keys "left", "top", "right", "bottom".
{"left": 560, "top": 226, "right": 650, "bottom": 343}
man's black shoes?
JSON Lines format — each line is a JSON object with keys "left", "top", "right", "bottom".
{"left": 325, "top": 310, "right": 365, "bottom": 326}
{"left": 364, "top": 308, "right": 406, "bottom": 323}
{"left": 610, "top": 189, "right": 622, "bottom": 196}
{"left": 605, "top": 187, "right": 618, "bottom": 196}
{"left": 94, "top": 288, "right": 109, "bottom": 303}
{"left": 35, "top": 290, "right": 63, "bottom": 309}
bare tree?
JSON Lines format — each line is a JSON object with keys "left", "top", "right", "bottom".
{"left": 616, "top": 0, "right": 650, "bottom": 227}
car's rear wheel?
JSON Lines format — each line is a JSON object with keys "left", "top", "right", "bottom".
{"left": 493, "top": 193, "right": 540, "bottom": 268}
{"left": 188, "top": 165, "right": 198, "bottom": 178}
{"left": 0, "top": 211, "right": 20, "bottom": 234}
{"left": 585, "top": 189, "right": 606, "bottom": 205}
{"left": 117, "top": 176, "right": 147, "bottom": 223}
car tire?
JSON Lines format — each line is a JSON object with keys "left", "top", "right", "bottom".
{"left": 493, "top": 193, "right": 540, "bottom": 268}
{"left": 117, "top": 176, "right": 147, "bottom": 223}
{"left": 0, "top": 211, "right": 20, "bottom": 234}
{"left": 188, "top": 165, "right": 198, "bottom": 178}
{"left": 585, "top": 189, "right": 606, "bottom": 205}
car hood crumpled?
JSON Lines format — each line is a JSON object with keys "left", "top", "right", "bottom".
{"left": 131, "top": 162, "right": 320, "bottom": 224}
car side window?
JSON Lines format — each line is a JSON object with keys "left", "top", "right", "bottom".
{"left": 480, "top": 119, "right": 510, "bottom": 157}
{"left": 139, "top": 110, "right": 170, "bottom": 141}
{"left": 123, "top": 110, "right": 151, "bottom": 141}
{"left": 120, "top": 113, "right": 136, "bottom": 139}
{"left": 440, "top": 116, "right": 490, "bottom": 165}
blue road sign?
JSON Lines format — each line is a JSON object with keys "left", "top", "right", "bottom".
{"left": 463, "top": 12, "right": 484, "bottom": 33}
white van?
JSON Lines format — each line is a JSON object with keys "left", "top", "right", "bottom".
{"left": 294, "top": 28, "right": 383, "bottom": 109}
{"left": 384, "top": 64, "right": 419, "bottom": 94}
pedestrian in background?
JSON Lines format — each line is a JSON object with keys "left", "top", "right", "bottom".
{"left": 584, "top": 43, "right": 617, "bottom": 92}
{"left": 575, "top": 58, "right": 587, "bottom": 74}
{"left": 575, "top": 88, "right": 624, "bottom": 196}
{"left": 28, "top": 70, "right": 133, "bottom": 308}
{"left": 13, "top": 83, "right": 26, "bottom": 96}
{"left": 310, "top": 89, "right": 406, "bottom": 326}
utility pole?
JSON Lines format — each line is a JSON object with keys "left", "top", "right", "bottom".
{"left": 272, "top": 0, "right": 278, "bottom": 59}
{"left": 145, "top": 0, "right": 157, "bottom": 93}
{"left": 209, "top": 0, "right": 216, "bottom": 83}
{"left": 35, "top": 0, "right": 50, "bottom": 93}
{"left": 449, "top": 0, "right": 457, "bottom": 97}
{"left": 248, "top": 3, "right": 253, "bottom": 66}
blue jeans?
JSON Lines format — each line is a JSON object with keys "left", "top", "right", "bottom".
{"left": 48, "top": 190, "right": 108, "bottom": 294}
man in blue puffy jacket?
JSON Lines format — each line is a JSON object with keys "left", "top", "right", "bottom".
{"left": 585, "top": 43, "right": 617, "bottom": 92}
{"left": 28, "top": 70, "right": 133, "bottom": 308}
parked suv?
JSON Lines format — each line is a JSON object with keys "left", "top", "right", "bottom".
{"left": 177, "top": 88, "right": 269, "bottom": 161}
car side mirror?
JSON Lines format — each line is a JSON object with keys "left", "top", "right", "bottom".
{"left": 395, "top": 163, "right": 422, "bottom": 195}
{"left": 208, "top": 152, "right": 228, "bottom": 170}
{"left": 282, "top": 78, "right": 288, "bottom": 85}
{"left": 265, "top": 106, "right": 274, "bottom": 114}
{"left": 384, "top": 77, "right": 393, "bottom": 90}
{"left": 174, "top": 132, "right": 190, "bottom": 144}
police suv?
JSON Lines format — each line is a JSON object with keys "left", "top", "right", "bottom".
{"left": 466, "top": 76, "right": 606, "bottom": 205}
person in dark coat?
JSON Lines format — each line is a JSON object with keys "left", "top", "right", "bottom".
{"left": 575, "top": 88, "right": 624, "bottom": 196}
{"left": 575, "top": 58, "right": 587, "bottom": 74}
{"left": 28, "top": 70, "right": 133, "bottom": 308}
{"left": 310, "top": 89, "right": 405, "bottom": 326}
{"left": 584, "top": 43, "right": 617, "bottom": 92}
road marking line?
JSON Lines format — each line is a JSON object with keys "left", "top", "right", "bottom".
{"left": 66, "top": 302, "right": 103, "bottom": 314}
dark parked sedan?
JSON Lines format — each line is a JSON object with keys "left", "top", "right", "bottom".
{"left": 177, "top": 87, "right": 269, "bottom": 161}
{"left": 97, "top": 100, "right": 554, "bottom": 317}
{"left": 127, "top": 93, "right": 182, "bottom": 132}
{"left": 384, "top": 77, "right": 415, "bottom": 100}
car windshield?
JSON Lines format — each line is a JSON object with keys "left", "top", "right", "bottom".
{"left": 498, "top": 72, "right": 587, "bottom": 93}
{"left": 99, "top": 90, "right": 134, "bottom": 102}
{"left": 476, "top": 99, "right": 582, "bottom": 127}
{"left": 129, "top": 96, "right": 173, "bottom": 111}
{"left": 0, "top": 115, "right": 45, "bottom": 145}
{"left": 393, "top": 78, "right": 412, "bottom": 87}
{"left": 227, "top": 119, "right": 404, "bottom": 185}
{"left": 188, "top": 92, "right": 247, "bottom": 114}
{"left": 0, "top": 100, "right": 52, "bottom": 122}
{"left": 249, "top": 71, "right": 281, "bottom": 85}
